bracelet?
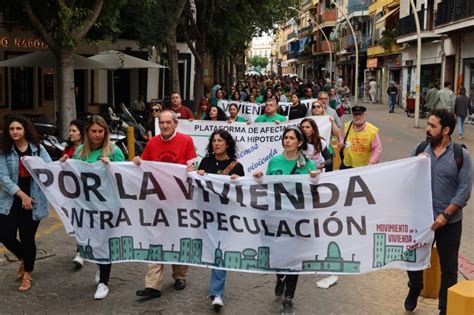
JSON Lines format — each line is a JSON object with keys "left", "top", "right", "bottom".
{"left": 441, "top": 211, "right": 451, "bottom": 220}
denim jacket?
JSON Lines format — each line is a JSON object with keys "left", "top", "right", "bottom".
{"left": 0, "top": 143, "right": 52, "bottom": 220}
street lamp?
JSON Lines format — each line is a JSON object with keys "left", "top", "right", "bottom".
{"left": 288, "top": 6, "right": 333, "bottom": 82}
{"left": 409, "top": 0, "right": 422, "bottom": 128}
{"left": 331, "top": 0, "right": 359, "bottom": 104}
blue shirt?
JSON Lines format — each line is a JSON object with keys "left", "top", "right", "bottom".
{"left": 412, "top": 141, "right": 472, "bottom": 223}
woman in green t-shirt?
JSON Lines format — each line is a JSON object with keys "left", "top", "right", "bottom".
{"left": 66, "top": 115, "right": 125, "bottom": 300}
{"left": 253, "top": 126, "right": 318, "bottom": 314}
{"left": 227, "top": 103, "right": 247, "bottom": 123}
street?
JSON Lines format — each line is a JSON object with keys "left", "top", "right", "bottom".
{"left": 0, "top": 102, "right": 473, "bottom": 314}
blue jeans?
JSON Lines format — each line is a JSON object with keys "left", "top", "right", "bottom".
{"left": 388, "top": 94, "right": 396, "bottom": 112}
{"left": 208, "top": 269, "right": 226, "bottom": 297}
{"left": 456, "top": 116, "right": 465, "bottom": 136}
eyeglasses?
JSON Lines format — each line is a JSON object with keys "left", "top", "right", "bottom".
{"left": 312, "top": 105, "right": 322, "bottom": 109}
{"left": 151, "top": 108, "right": 161, "bottom": 112}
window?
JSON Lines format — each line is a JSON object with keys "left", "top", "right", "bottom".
{"left": 10, "top": 67, "right": 34, "bottom": 110}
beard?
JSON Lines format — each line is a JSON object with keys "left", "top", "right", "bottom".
{"left": 426, "top": 132, "right": 443, "bottom": 147}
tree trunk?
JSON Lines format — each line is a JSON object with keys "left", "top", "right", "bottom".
{"left": 213, "top": 55, "right": 220, "bottom": 84}
{"left": 193, "top": 37, "right": 206, "bottom": 105}
{"left": 219, "top": 59, "right": 224, "bottom": 86}
{"left": 56, "top": 48, "right": 76, "bottom": 139}
{"left": 236, "top": 53, "right": 245, "bottom": 81}
{"left": 229, "top": 55, "right": 235, "bottom": 87}
{"left": 166, "top": 29, "right": 180, "bottom": 94}
{"left": 224, "top": 57, "right": 229, "bottom": 90}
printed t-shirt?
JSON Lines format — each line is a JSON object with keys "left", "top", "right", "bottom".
{"left": 254, "top": 114, "right": 286, "bottom": 123}
{"left": 73, "top": 144, "right": 125, "bottom": 163}
{"left": 266, "top": 154, "right": 316, "bottom": 175}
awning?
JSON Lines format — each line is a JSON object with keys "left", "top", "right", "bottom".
{"left": 375, "top": 7, "right": 400, "bottom": 29}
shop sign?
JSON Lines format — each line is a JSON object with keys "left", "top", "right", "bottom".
{"left": 0, "top": 36, "right": 48, "bottom": 49}
{"left": 367, "top": 58, "right": 378, "bottom": 68}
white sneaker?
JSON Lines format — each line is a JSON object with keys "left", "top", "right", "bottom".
{"left": 94, "top": 283, "right": 109, "bottom": 300}
{"left": 72, "top": 253, "right": 84, "bottom": 268}
{"left": 95, "top": 268, "right": 100, "bottom": 284}
{"left": 212, "top": 296, "right": 224, "bottom": 309}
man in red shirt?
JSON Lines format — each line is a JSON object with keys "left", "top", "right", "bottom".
{"left": 169, "top": 92, "right": 194, "bottom": 119}
{"left": 133, "top": 110, "right": 196, "bottom": 299}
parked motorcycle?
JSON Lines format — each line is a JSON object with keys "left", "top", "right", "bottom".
{"left": 24, "top": 114, "right": 67, "bottom": 161}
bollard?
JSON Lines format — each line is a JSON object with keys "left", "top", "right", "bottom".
{"left": 421, "top": 245, "right": 441, "bottom": 298}
{"left": 447, "top": 281, "right": 474, "bottom": 315}
{"left": 331, "top": 139, "right": 342, "bottom": 170}
{"left": 127, "top": 127, "right": 135, "bottom": 161}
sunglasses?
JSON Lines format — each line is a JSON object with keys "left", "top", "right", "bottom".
{"left": 151, "top": 108, "right": 161, "bottom": 112}
{"left": 312, "top": 105, "right": 322, "bottom": 109}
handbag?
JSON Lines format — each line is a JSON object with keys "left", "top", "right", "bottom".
{"left": 336, "top": 104, "right": 345, "bottom": 117}
{"left": 339, "top": 121, "right": 353, "bottom": 166}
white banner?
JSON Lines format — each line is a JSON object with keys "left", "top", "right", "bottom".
{"left": 24, "top": 156, "right": 434, "bottom": 274}
{"left": 218, "top": 99, "right": 317, "bottom": 122}
{"left": 177, "top": 118, "right": 331, "bottom": 174}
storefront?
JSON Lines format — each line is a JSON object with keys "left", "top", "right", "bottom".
{"left": 0, "top": 27, "right": 195, "bottom": 128}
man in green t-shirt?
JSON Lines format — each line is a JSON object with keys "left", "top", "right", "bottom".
{"left": 254, "top": 99, "right": 286, "bottom": 123}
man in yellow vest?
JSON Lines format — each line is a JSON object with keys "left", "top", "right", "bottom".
{"left": 340, "top": 105, "right": 382, "bottom": 169}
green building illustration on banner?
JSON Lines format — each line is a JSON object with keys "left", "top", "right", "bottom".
{"left": 302, "top": 241, "right": 361, "bottom": 273}
{"left": 372, "top": 233, "right": 416, "bottom": 268}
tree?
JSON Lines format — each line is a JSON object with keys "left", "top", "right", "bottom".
{"left": 16, "top": 0, "right": 126, "bottom": 138}
{"left": 181, "top": 0, "right": 297, "bottom": 102}
{"left": 249, "top": 56, "right": 269, "bottom": 74}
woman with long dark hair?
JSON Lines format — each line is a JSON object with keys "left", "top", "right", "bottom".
{"left": 205, "top": 106, "right": 228, "bottom": 121}
{"left": 0, "top": 115, "right": 52, "bottom": 291}
{"left": 253, "top": 126, "right": 318, "bottom": 314}
{"left": 194, "top": 98, "right": 209, "bottom": 120}
{"left": 287, "top": 92, "right": 307, "bottom": 120}
{"left": 300, "top": 118, "right": 333, "bottom": 171}
{"left": 227, "top": 103, "right": 247, "bottom": 123}
{"left": 198, "top": 129, "right": 244, "bottom": 311}
{"left": 63, "top": 119, "right": 84, "bottom": 158}
{"left": 66, "top": 115, "right": 125, "bottom": 300}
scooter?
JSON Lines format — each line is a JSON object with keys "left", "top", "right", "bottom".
{"left": 25, "top": 114, "right": 67, "bottom": 160}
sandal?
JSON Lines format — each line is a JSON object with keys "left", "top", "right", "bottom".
{"left": 16, "top": 261, "right": 25, "bottom": 281}
{"left": 19, "top": 272, "right": 32, "bottom": 291}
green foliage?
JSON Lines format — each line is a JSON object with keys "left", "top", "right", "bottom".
{"left": 249, "top": 56, "right": 269, "bottom": 74}
{"left": 380, "top": 27, "right": 398, "bottom": 49}
{"left": 117, "top": 0, "right": 181, "bottom": 48}
{"left": 8, "top": 0, "right": 126, "bottom": 48}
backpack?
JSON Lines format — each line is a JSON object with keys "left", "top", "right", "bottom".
{"left": 415, "top": 141, "right": 465, "bottom": 171}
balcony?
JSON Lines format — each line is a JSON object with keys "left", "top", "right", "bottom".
{"left": 348, "top": 0, "right": 369, "bottom": 14}
{"left": 287, "top": 31, "right": 298, "bottom": 42}
{"left": 298, "top": 25, "right": 314, "bottom": 38}
{"left": 340, "top": 34, "right": 371, "bottom": 52}
{"left": 368, "top": 0, "right": 400, "bottom": 15}
{"left": 280, "top": 44, "right": 288, "bottom": 54}
{"left": 435, "top": 0, "right": 474, "bottom": 31}
{"left": 367, "top": 43, "right": 400, "bottom": 56}
{"left": 312, "top": 41, "right": 336, "bottom": 55}
{"left": 319, "top": 9, "right": 337, "bottom": 26}
{"left": 287, "top": 52, "right": 298, "bottom": 60}
{"left": 398, "top": 10, "right": 425, "bottom": 37}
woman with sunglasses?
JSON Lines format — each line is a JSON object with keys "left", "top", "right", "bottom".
{"left": 310, "top": 100, "right": 344, "bottom": 148}
{"left": 145, "top": 102, "right": 163, "bottom": 139}
{"left": 0, "top": 115, "right": 52, "bottom": 292}
{"left": 253, "top": 126, "right": 318, "bottom": 314}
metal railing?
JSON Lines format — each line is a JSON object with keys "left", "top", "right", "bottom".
{"left": 436, "top": 0, "right": 474, "bottom": 27}
{"left": 399, "top": 10, "right": 425, "bottom": 36}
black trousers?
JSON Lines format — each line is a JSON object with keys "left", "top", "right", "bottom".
{"left": 407, "top": 221, "right": 462, "bottom": 312}
{"left": 99, "top": 264, "right": 112, "bottom": 285}
{"left": 277, "top": 274, "right": 298, "bottom": 298}
{"left": 0, "top": 199, "right": 41, "bottom": 272}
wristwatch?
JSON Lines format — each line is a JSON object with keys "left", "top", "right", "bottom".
{"left": 441, "top": 211, "right": 451, "bottom": 220}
